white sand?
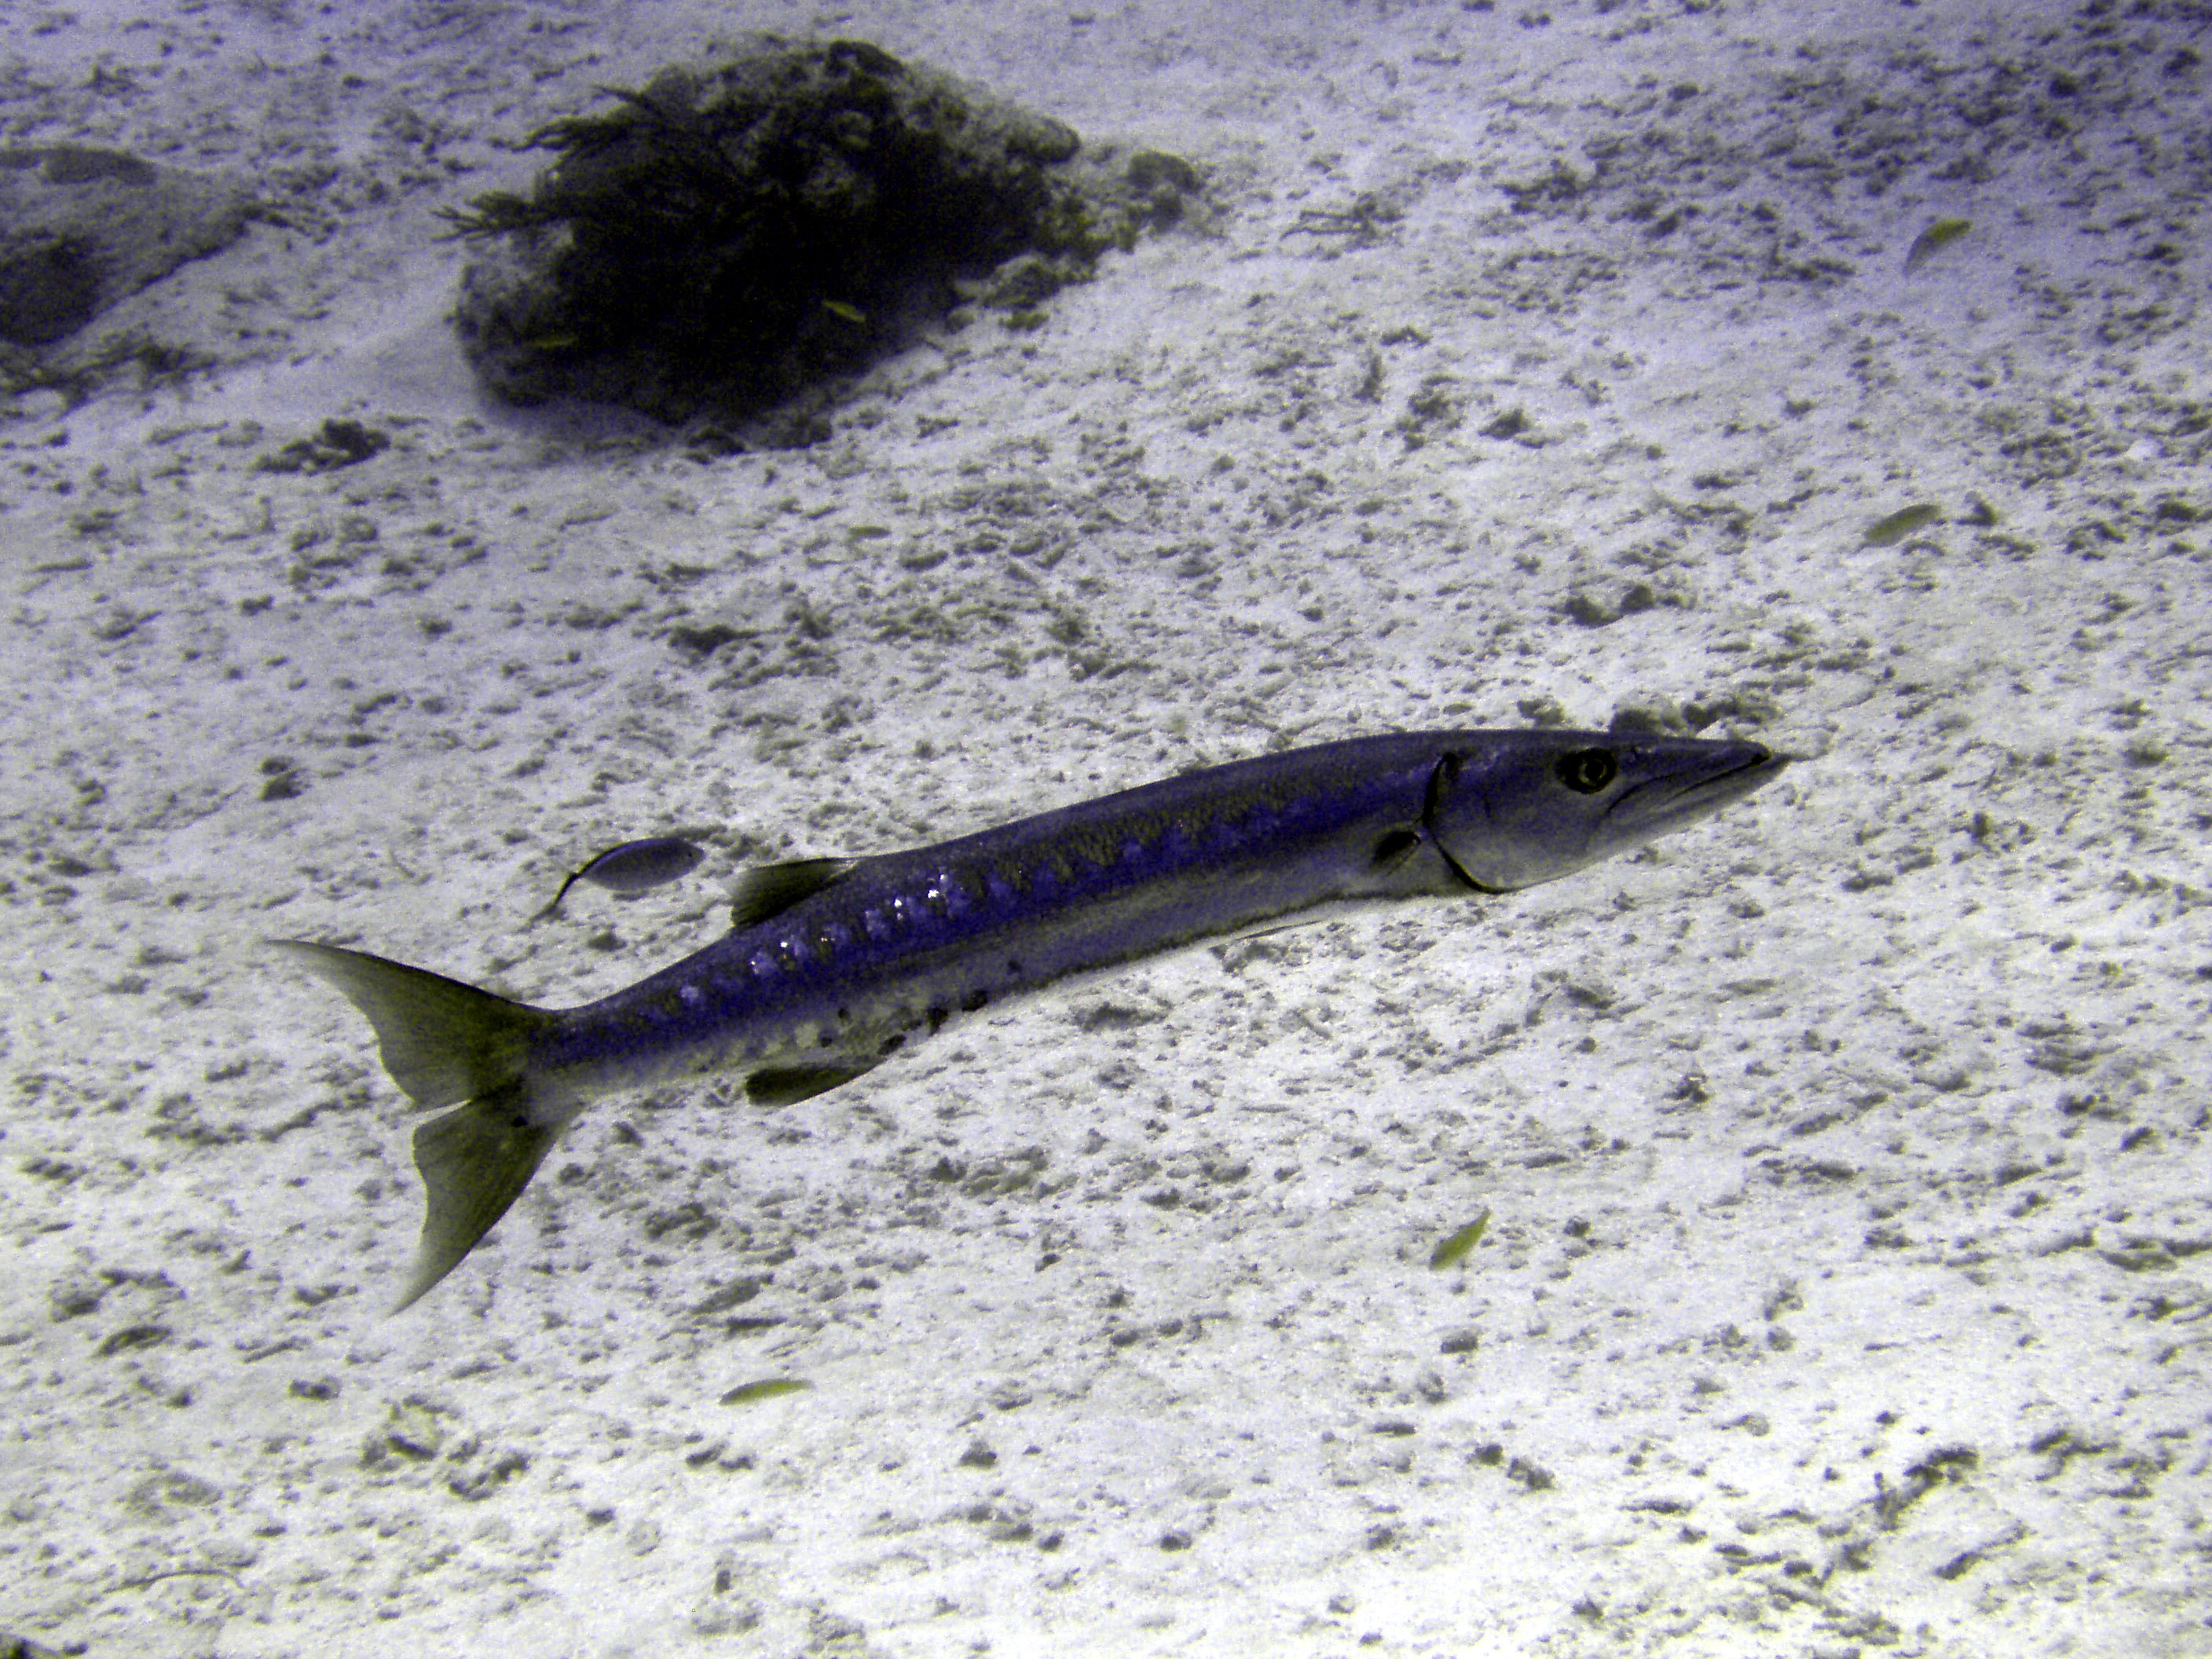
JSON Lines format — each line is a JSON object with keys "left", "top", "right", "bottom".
{"left": 2, "top": 1, "right": 2207, "bottom": 1654}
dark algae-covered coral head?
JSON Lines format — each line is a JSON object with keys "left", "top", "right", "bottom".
{"left": 445, "top": 35, "right": 1200, "bottom": 434}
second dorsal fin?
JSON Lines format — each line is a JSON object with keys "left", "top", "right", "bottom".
{"left": 728, "top": 857, "right": 859, "bottom": 928}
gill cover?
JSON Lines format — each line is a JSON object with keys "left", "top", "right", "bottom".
{"left": 1426, "top": 731, "right": 1785, "bottom": 892}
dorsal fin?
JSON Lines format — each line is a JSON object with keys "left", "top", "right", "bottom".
{"left": 729, "top": 857, "right": 859, "bottom": 928}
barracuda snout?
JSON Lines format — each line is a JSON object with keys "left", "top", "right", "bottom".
{"left": 1427, "top": 731, "right": 1789, "bottom": 892}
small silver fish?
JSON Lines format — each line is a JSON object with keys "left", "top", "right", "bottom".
{"left": 535, "top": 835, "right": 706, "bottom": 919}
{"left": 280, "top": 728, "right": 1789, "bottom": 1308}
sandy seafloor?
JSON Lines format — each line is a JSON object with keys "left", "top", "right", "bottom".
{"left": 2, "top": 0, "right": 2209, "bottom": 1654}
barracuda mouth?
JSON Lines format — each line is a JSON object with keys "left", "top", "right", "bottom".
{"left": 1688, "top": 742, "right": 1791, "bottom": 798}
{"left": 1607, "top": 742, "right": 1789, "bottom": 834}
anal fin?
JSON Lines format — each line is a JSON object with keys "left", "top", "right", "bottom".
{"left": 745, "top": 1060, "right": 880, "bottom": 1108}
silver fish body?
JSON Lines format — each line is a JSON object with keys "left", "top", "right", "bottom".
{"left": 280, "top": 727, "right": 1786, "bottom": 1307}
{"left": 535, "top": 834, "right": 708, "bottom": 919}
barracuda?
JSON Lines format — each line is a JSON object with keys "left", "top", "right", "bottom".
{"left": 279, "top": 727, "right": 1788, "bottom": 1308}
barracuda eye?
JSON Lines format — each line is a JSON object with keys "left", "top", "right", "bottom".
{"left": 1555, "top": 748, "right": 1618, "bottom": 793}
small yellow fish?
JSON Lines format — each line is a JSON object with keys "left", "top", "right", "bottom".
{"left": 1903, "top": 218, "right": 1971, "bottom": 273}
{"left": 720, "top": 1379, "right": 813, "bottom": 1406}
{"left": 821, "top": 299, "right": 867, "bottom": 324}
{"left": 1864, "top": 504, "right": 1943, "bottom": 546}
{"left": 1430, "top": 1210, "right": 1490, "bottom": 1270}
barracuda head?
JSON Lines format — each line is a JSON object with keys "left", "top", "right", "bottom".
{"left": 1428, "top": 730, "right": 1788, "bottom": 892}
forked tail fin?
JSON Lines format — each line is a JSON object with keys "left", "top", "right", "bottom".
{"left": 274, "top": 941, "right": 562, "bottom": 1310}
